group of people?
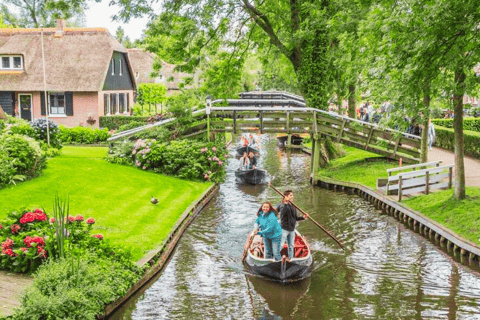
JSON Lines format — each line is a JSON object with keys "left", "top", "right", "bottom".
{"left": 252, "top": 190, "right": 308, "bottom": 261}
{"left": 239, "top": 151, "right": 257, "bottom": 170}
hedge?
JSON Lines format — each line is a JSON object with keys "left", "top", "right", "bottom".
{"left": 59, "top": 126, "right": 111, "bottom": 144}
{"left": 432, "top": 118, "right": 480, "bottom": 133}
{"left": 99, "top": 116, "right": 150, "bottom": 130}
{"left": 435, "top": 126, "right": 480, "bottom": 159}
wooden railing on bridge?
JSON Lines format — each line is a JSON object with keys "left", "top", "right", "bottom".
{"left": 108, "top": 106, "right": 421, "bottom": 163}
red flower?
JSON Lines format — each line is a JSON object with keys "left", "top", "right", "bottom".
{"left": 21, "top": 247, "right": 28, "bottom": 252}
{"left": 11, "top": 224, "right": 20, "bottom": 234}
{"left": 74, "top": 215, "right": 84, "bottom": 222}
{"left": 19, "top": 211, "right": 47, "bottom": 224}
{"left": 37, "top": 247, "right": 47, "bottom": 259}
{"left": 49, "top": 217, "right": 55, "bottom": 224}
{"left": 0, "top": 223, "right": 2, "bottom": 229}
{"left": 86, "top": 218, "right": 95, "bottom": 225}
{"left": 2, "top": 248, "right": 15, "bottom": 257}
{"left": 92, "top": 234, "right": 103, "bottom": 240}
{"left": 34, "top": 208, "right": 43, "bottom": 214}
{"left": 66, "top": 216, "right": 75, "bottom": 224}
{"left": 24, "top": 236, "right": 45, "bottom": 248}
{"left": 1, "top": 238, "right": 14, "bottom": 250}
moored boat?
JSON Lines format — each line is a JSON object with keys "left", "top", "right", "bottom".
{"left": 235, "top": 169, "right": 267, "bottom": 185}
{"left": 236, "top": 146, "right": 259, "bottom": 157}
{"left": 244, "top": 230, "right": 313, "bottom": 282}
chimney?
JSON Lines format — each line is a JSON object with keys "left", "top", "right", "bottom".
{"left": 54, "top": 19, "right": 66, "bottom": 37}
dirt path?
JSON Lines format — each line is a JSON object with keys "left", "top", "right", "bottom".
{"left": 0, "top": 270, "right": 33, "bottom": 317}
{"left": 428, "top": 147, "right": 480, "bottom": 187}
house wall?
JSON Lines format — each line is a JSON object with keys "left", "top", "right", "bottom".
{"left": 98, "top": 90, "right": 135, "bottom": 117}
{"left": 31, "top": 91, "right": 99, "bottom": 127}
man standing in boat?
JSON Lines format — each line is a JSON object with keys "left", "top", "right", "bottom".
{"left": 277, "top": 190, "right": 308, "bottom": 261}
{"left": 248, "top": 151, "right": 257, "bottom": 170}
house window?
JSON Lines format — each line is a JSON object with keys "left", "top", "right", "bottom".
{"left": 104, "top": 93, "right": 129, "bottom": 115}
{"left": 0, "top": 55, "right": 23, "bottom": 70}
{"left": 119, "top": 59, "right": 123, "bottom": 76}
{"left": 49, "top": 93, "right": 65, "bottom": 115}
{"left": 111, "top": 59, "right": 115, "bottom": 76}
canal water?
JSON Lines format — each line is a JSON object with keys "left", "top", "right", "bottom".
{"left": 110, "top": 135, "right": 480, "bottom": 319}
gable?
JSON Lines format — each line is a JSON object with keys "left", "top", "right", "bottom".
{"left": 103, "top": 51, "right": 135, "bottom": 91}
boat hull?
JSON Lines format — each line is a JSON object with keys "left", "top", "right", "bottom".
{"left": 235, "top": 169, "right": 267, "bottom": 185}
{"left": 245, "top": 255, "right": 312, "bottom": 282}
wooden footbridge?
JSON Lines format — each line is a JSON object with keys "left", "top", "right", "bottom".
{"left": 109, "top": 106, "right": 422, "bottom": 166}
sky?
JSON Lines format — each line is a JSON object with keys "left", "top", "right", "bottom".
{"left": 85, "top": 0, "right": 152, "bottom": 41}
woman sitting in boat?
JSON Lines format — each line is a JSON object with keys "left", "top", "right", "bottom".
{"left": 253, "top": 202, "right": 282, "bottom": 261}
{"left": 239, "top": 152, "right": 250, "bottom": 169}
{"left": 248, "top": 151, "right": 257, "bottom": 170}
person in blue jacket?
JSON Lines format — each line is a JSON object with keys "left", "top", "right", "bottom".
{"left": 253, "top": 202, "right": 283, "bottom": 261}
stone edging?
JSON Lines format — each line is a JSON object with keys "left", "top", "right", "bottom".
{"left": 312, "top": 175, "right": 480, "bottom": 264}
{"left": 100, "top": 183, "right": 219, "bottom": 318}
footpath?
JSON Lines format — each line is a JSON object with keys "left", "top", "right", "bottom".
{"left": 428, "top": 147, "right": 480, "bottom": 187}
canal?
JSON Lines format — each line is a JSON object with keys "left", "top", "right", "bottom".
{"left": 110, "top": 135, "right": 480, "bottom": 319}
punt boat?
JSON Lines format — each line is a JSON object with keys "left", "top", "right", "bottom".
{"left": 236, "top": 146, "right": 259, "bottom": 157}
{"left": 244, "top": 230, "right": 313, "bottom": 282}
{"left": 235, "top": 169, "right": 267, "bottom": 185}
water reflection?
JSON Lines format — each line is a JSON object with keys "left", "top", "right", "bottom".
{"left": 110, "top": 135, "right": 480, "bottom": 320}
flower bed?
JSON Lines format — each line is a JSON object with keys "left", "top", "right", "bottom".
{"left": 106, "top": 139, "right": 228, "bottom": 183}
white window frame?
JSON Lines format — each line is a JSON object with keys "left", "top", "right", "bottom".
{"left": 1, "top": 55, "right": 23, "bottom": 70}
{"left": 49, "top": 92, "right": 66, "bottom": 116}
{"left": 119, "top": 59, "right": 123, "bottom": 76}
{"left": 111, "top": 58, "right": 115, "bottom": 76}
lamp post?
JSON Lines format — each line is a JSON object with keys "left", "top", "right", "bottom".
{"left": 206, "top": 94, "right": 211, "bottom": 142}
{"left": 40, "top": 25, "right": 50, "bottom": 146}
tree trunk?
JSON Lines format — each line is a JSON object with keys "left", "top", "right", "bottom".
{"left": 453, "top": 69, "right": 466, "bottom": 199}
{"left": 421, "top": 92, "right": 430, "bottom": 163}
{"left": 348, "top": 84, "right": 356, "bottom": 118}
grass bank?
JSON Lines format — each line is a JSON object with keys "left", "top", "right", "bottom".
{"left": 315, "top": 146, "right": 398, "bottom": 189}
{"left": 403, "top": 187, "right": 480, "bottom": 245}
{"left": 0, "top": 146, "right": 212, "bottom": 261}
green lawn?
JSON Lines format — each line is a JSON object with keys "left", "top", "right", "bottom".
{"left": 0, "top": 146, "right": 212, "bottom": 261}
{"left": 403, "top": 187, "right": 480, "bottom": 245}
{"left": 316, "top": 146, "right": 398, "bottom": 189}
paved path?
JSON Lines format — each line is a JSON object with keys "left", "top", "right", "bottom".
{"left": 428, "top": 147, "right": 480, "bottom": 187}
{"left": 0, "top": 271, "right": 33, "bottom": 317}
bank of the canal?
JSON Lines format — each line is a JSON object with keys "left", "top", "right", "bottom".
{"left": 109, "top": 135, "right": 480, "bottom": 319}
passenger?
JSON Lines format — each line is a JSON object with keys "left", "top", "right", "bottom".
{"left": 277, "top": 190, "right": 308, "bottom": 261}
{"left": 248, "top": 151, "right": 257, "bottom": 170}
{"left": 253, "top": 202, "right": 282, "bottom": 261}
{"left": 239, "top": 152, "right": 250, "bottom": 170}
{"left": 242, "top": 136, "right": 249, "bottom": 147}
{"left": 249, "top": 133, "right": 256, "bottom": 145}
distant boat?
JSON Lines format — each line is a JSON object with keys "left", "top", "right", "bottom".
{"left": 236, "top": 146, "right": 259, "bottom": 157}
{"left": 276, "top": 133, "right": 308, "bottom": 146}
{"left": 244, "top": 230, "right": 313, "bottom": 282}
{"left": 235, "top": 168, "right": 267, "bottom": 185}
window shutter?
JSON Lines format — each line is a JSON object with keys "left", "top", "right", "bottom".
{"left": 40, "top": 92, "right": 46, "bottom": 116}
{"left": 65, "top": 92, "right": 73, "bottom": 116}
{"left": 104, "top": 94, "right": 109, "bottom": 115}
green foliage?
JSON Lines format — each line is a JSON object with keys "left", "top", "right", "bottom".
{"left": 58, "top": 126, "right": 111, "bottom": 144}
{"left": 432, "top": 118, "right": 480, "bottom": 133}
{"left": 117, "top": 121, "right": 145, "bottom": 132}
{"left": 99, "top": 116, "right": 151, "bottom": 130}
{"left": 11, "top": 253, "right": 141, "bottom": 320}
{"left": 130, "top": 126, "right": 171, "bottom": 141}
{"left": 106, "top": 139, "right": 228, "bottom": 183}
{"left": 136, "top": 83, "right": 167, "bottom": 108}
{"left": 0, "top": 134, "right": 45, "bottom": 184}
{"left": 434, "top": 126, "right": 480, "bottom": 159}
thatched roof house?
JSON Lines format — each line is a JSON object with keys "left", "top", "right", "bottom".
{"left": 0, "top": 20, "right": 136, "bottom": 127}
{"left": 127, "top": 48, "right": 192, "bottom": 94}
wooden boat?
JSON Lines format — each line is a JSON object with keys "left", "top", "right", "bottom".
{"left": 235, "top": 168, "right": 267, "bottom": 185}
{"left": 236, "top": 145, "right": 259, "bottom": 157}
{"left": 244, "top": 230, "right": 313, "bottom": 282}
{"left": 276, "top": 133, "right": 308, "bottom": 146}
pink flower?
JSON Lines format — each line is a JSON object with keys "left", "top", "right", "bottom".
{"left": 136, "top": 160, "right": 141, "bottom": 167}
{"left": 212, "top": 156, "right": 219, "bottom": 161}
{"left": 66, "top": 216, "right": 75, "bottom": 224}
{"left": 212, "top": 147, "right": 217, "bottom": 152}
{"left": 86, "top": 218, "right": 95, "bottom": 225}
{"left": 11, "top": 224, "right": 20, "bottom": 234}
{"left": 75, "top": 215, "right": 84, "bottom": 222}
{"left": 223, "top": 154, "right": 228, "bottom": 158}
{"left": 204, "top": 174, "right": 209, "bottom": 180}
{"left": 0, "top": 223, "right": 2, "bottom": 229}
{"left": 49, "top": 218, "right": 55, "bottom": 224}
{"left": 92, "top": 234, "right": 104, "bottom": 240}
{"left": 132, "top": 149, "right": 137, "bottom": 155}
{"left": 200, "top": 148, "right": 207, "bottom": 153}
{"left": 208, "top": 157, "right": 212, "bottom": 161}
{"left": 217, "top": 161, "right": 223, "bottom": 166}
{"left": 142, "top": 166, "right": 146, "bottom": 170}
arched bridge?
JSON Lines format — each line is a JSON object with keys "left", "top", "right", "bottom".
{"left": 108, "top": 106, "right": 421, "bottom": 164}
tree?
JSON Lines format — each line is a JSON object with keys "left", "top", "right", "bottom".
{"left": 136, "top": 83, "right": 167, "bottom": 113}
{"left": 0, "top": 13, "right": 8, "bottom": 28}
{"left": 1, "top": 0, "right": 94, "bottom": 28}
{"left": 115, "top": 26, "right": 134, "bottom": 48}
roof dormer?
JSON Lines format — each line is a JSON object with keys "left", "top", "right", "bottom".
{"left": 0, "top": 55, "right": 23, "bottom": 73}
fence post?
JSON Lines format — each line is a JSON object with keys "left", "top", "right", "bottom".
{"left": 449, "top": 166, "right": 453, "bottom": 189}
{"left": 233, "top": 110, "right": 237, "bottom": 134}
{"left": 426, "top": 170, "right": 430, "bottom": 194}
{"left": 260, "top": 110, "right": 263, "bottom": 134}
{"left": 398, "top": 175, "right": 403, "bottom": 201}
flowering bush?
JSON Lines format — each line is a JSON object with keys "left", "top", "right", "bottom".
{"left": 0, "top": 208, "right": 127, "bottom": 273}
{"left": 106, "top": 139, "right": 228, "bottom": 183}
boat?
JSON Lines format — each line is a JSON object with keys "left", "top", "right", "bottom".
{"left": 244, "top": 230, "right": 313, "bottom": 282}
{"left": 236, "top": 145, "right": 259, "bottom": 157}
{"left": 235, "top": 168, "right": 267, "bottom": 185}
{"left": 276, "top": 133, "right": 309, "bottom": 146}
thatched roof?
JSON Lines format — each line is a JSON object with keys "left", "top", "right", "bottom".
{"left": 0, "top": 27, "right": 131, "bottom": 91}
{"left": 127, "top": 49, "right": 191, "bottom": 90}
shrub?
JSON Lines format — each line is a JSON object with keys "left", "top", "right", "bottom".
{"left": 434, "top": 126, "right": 480, "bottom": 158}
{"left": 130, "top": 126, "right": 171, "bottom": 141}
{"left": 58, "top": 126, "right": 111, "bottom": 144}
{"left": 99, "top": 116, "right": 150, "bottom": 130}
{"left": 117, "top": 121, "right": 145, "bottom": 133}
{"left": 30, "top": 118, "right": 62, "bottom": 149}
{"left": 0, "top": 134, "right": 45, "bottom": 180}
{"left": 432, "top": 118, "right": 480, "bottom": 133}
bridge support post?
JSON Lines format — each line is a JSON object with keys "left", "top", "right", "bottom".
{"left": 312, "top": 134, "right": 321, "bottom": 180}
